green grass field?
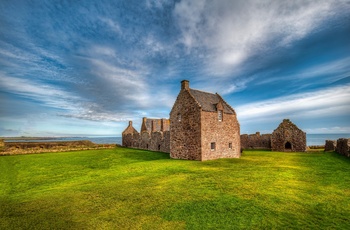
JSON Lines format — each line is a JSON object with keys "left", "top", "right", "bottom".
{"left": 1, "top": 148, "right": 349, "bottom": 229}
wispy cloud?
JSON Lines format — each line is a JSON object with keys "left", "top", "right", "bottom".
{"left": 173, "top": 0, "right": 349, "bottom": 77}
{"left": 237, "top": 84, "right": 350, "bottom": 122}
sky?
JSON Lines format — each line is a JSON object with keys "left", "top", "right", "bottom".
{"left": 0, "top": 0, "right": 350, "bottom": 137}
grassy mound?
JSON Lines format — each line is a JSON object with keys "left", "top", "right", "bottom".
{"left": 1, "top": 148, "right": 349, "bottom": 229}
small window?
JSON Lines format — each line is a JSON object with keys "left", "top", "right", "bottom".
{"left": 218, "top": 110, "right": 223, "bottom": 121}
{"left": 229, "top": 143, "right": 232, "bottom": 149}
{"left": 177, "top": 113, "right": 181, "bottom": 122}
{"left": 211, "top": 142, "right": 216, "bottom": 151}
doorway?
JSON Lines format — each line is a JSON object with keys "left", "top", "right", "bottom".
{"left": 285, "top": 142, "right": 292, "bottom": 151}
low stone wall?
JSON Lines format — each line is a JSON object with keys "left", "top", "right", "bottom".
{"left": 241, "top": 132, "right": 271, "bottom": 150}
{"left": 122, "top": 131, "right": 170, "bottom": 153}
{"left": 324, "top": 140, "right": 336, "bottom": 151}
{"left": 1, "top": 140, "right": 116, "bottom": 155}
{"left": 336, "top": 138, "right": 350, "bottom": 157}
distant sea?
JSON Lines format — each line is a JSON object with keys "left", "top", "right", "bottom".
{"left": 4, "top": 134, "right": 350, "bottom": 146}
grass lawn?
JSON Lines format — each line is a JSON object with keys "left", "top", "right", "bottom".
{"left": 0, "top": 148, "right": 349, "bottom": 229}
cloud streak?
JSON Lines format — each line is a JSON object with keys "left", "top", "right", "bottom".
{"left": 237, "top": 84, "right": 350, "bottom": 122}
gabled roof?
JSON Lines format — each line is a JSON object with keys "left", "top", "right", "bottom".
{"left": 273, "top": 119, "right": 304, "bottom": 133}
{"left": 122, "top": 122, "right": 139, "bottom": 135}
{"left": 189, "top": 89, "right": 235, "bottom": 114}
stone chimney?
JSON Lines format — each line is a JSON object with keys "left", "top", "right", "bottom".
{"left": 181, "top": 80, "right": 189, "bottom": 90}
{"left": 129, "top": 121, "right": 132, "bottom": 126}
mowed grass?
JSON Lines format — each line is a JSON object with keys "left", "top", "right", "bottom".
{"left": 0, "top": 148, "right": 349, "bottom": 229}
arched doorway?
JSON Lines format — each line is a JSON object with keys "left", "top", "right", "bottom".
{"left": 285, "top": 141, "right": 292, "bottom": 151}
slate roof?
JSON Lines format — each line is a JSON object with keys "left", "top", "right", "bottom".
{"left": 189, "top": 89, "right": 235, "bottom": 114}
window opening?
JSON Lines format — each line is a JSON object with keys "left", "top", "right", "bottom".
{"left": 229, "top": 143, "right": 232, "bottom": 149}
{"left": 218, "top": 110, "right": 223, "bottom": 121}
{"left": 177, "top": 113, "right": 181, "bottom": 122}
{"left": 211, "top": 142, "right": 216, "bottom": 151}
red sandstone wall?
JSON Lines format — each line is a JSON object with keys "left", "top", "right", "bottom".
{"left": 170, "top": 90, "right": 202, "bottom": 160}
{"left": 201, "top": 111, "right": 240, "bottom": 160}
{"left": 325, "top": 140, "right": 336, "bottom": 151}
{"left": 241, "top": 132, "right": 271, "bottom": 150}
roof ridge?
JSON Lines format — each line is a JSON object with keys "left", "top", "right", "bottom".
{"left": 190, "top": 88, "right": 216, "bottom": 96}
{"left": 216, "top": 93, "right": 236, "bottom": 114}
{"left": 187, "top": 88, "right": 202, "bottom": 108}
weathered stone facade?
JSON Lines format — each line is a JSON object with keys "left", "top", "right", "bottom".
{"left": 271, "top": 119, "right": 306, "bottom": 152}
{"left": 122, "top": 80, "right": 241, "bottom": 161}
{"left": 122, "top": 118, "right": 170, "bottom": 153}
{"left": 170, "top": 80, "right": 240, "bottom": 161}
{"left": 336, "top": 138, "right": 350, "bottom": 157}
{"left": 241, "top": 132, "right": 272, "bottom": 150}
{"left": 324, "top": 140, "right": 336, "bottom": 151}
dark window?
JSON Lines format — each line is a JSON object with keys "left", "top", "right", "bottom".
{"left": 158, "top": 145, "right": 161, "bottom": 151}
{"left": 177, "top": 113, "right": 181, "bottom": 122}
{"left": 218, "top": 110, "right": 223, "bottom": 121}
{"left": 211, "top": 142, "right": 216, "bottom": 151}
{"left": 229, "top": 143, "right": 232, "bottom": 149}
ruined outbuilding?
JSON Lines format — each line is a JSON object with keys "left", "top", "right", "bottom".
{"left": 271, "top": 119, "right": 306, "bottom": 152}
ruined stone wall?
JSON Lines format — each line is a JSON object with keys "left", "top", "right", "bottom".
{"left": 122, "top": 133, "right": 134, "bottom": 147}
{"left": 324, "top": 140, "right": 336, "bottom": 152}
{"left": 271, "top": 119, "right": 306, "bottom": 152}
{"left": 241, "top": 132, "right": 271, "bottom": 150}
{"left": 336, "top": 138, "right": 350, "bottom": 157}
{"left": 201, "top": 111, "right": 240, "bottom": 160}
{"left": 122, "top": 131, "right": 170, "bottom": 153}
{"left": 170, "top": 90, "right": 202, "bottom": 160}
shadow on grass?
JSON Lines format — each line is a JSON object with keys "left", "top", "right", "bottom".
{"left": 0, "top": 198, "right": 85, "bottom": 230}
{"left": 118, "top": 147, "right": 171, "bottom": 162}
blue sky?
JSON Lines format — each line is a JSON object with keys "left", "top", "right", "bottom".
{"left": 1, "top": 0, "right": 350, "bottom": 137}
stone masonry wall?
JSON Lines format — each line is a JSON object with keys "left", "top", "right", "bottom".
{"left": 271, "top": 119, "right": 306, "bottom": 152}
{"left": 122, "top": 131, "right": 170, "bottom": 153}
{"left": 240, "top": 132, "right": 271, "bottom": 150}
{"left": 170, "top": 89, "right": 202, "bottom": 160}
{"left": 201, "top": 111, "right": 240, "bottom": 160}
{"left": 336, "top": 138, "right": 350, "bottom": 157}
{"left": 324, "top": 140, "right": 336, "bottom": 152}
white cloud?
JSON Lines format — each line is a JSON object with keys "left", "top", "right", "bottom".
{"left": 0, "top": 73, "right": 80, "bottom": 111}
{"left": 236, "top": 84, "right": 350, "bottom": 122}
{"left": 173, "top": 0, "right": 349, "bottom": 76}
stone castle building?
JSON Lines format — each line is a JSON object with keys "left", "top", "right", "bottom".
{"left": 122, "top": 80, "right": 241, "bottom": 161}
{"left": 170, "top": 80, "right": 240, "bottom": 160}
{"left": 271, "top": 119, "right": 306, "bottom": 152}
